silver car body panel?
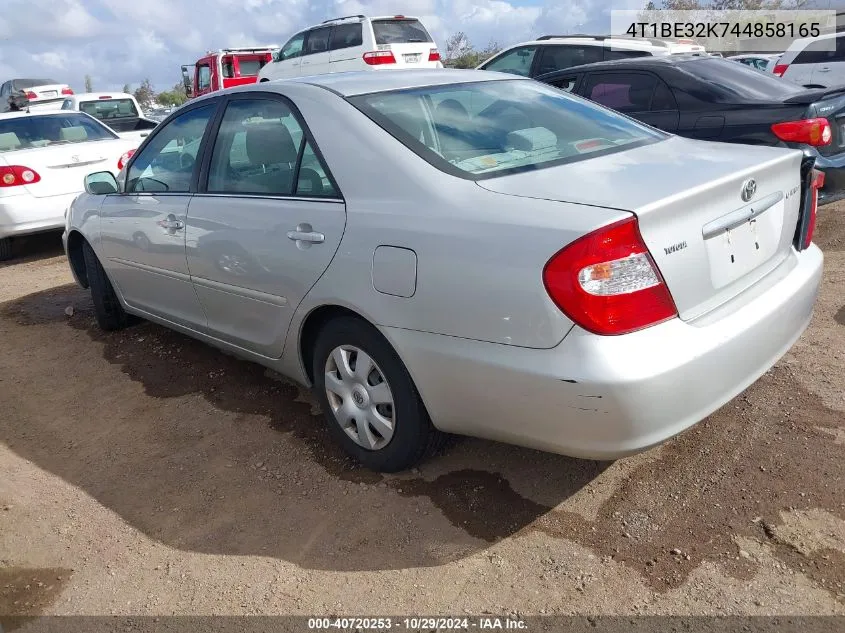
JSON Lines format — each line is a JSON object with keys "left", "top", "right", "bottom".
{"left": 64, "top": 70, "right": 824, "bottom": 459}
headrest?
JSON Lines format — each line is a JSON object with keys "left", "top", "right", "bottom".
{"left": 0, "top": 132, "right": 21, "bottom": 150}
{"left": 245, "top": 123, "right": 297, "bottom": 165}
{"left": 506, "top": 127, "right": 557, "bottom": 152}
{"left": 60, "top": 126, "right": 88, "bottom": 142}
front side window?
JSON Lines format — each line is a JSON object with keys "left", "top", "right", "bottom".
{"left": 197, "top": 65, "right": 212, "bottom": 91}
{"left": 207, "top": 98, "right": 337, "bottom": 197}
{"left": 349, "top": 79, "right": 665, "bottom": 179}
{"left": 535, "top": 45, "right": 602, "bottom": 76}
{"left": 0, "top": 113, "right": 116, "bottom": 153}
{"left": 126, "top": 104, "right": 215, "bottom": 193}
{"left": 481, "top": 46, "right": 537, "bottom": 77}
{"left": 278, "top": 33, "right": 305, "bottom": 61}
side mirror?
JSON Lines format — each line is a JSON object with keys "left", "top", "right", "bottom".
{"left": 84, "top": 171, "right": 119, "bottom": 195}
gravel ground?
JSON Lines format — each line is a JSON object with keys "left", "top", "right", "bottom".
{"left": 0, "top": 205, "right": 843, "bottom": 618}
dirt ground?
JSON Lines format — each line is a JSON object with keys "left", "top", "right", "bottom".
{"left": 0, "top": 205, "right": 843, "bottom": 618}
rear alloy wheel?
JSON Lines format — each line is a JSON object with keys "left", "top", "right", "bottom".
{"left": 312, "top": 317, "right": 445, "bottom": 472}
{"left": 82, "top": 241, "right": 130, "bottom": 331}
{"left": 0, "top": 237, "right": 12, "bottom": 261}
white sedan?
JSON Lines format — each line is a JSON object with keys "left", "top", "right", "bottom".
{"left": 0, "top": 110, "right": 139, "bottom": 260}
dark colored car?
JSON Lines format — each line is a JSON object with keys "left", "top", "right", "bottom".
{"left": 536, "top": 54, "right": 845, "bottom": 204}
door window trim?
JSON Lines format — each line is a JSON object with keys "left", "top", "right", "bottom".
{"left": 195, "top": 91, "right": 344, "bottom": 203}
{"left": 119, "top": 98, "right": 224, "bottom": 196}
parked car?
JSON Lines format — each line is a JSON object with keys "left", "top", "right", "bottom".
{"left": 257, "top": 14, "right": 442, "bottom": 82}
{"left": 0, "top": 79, "right": 73, "bottom": 111}
{"left": 181, "top": 46, "right": 278, "bottom": 99}
{"left": 60, "top": 92, "right": 159, "bottom": 144}
{"left": 728, "top": 53, "right": 781, "bottom": 73}
{"left": 476, "top": 34, "right": 706, "bottom": 79}
{"left": 0, "top": 110, "right": 139, "bottom": 260}
{"left": 64, "top": 70, "right": 823, "bottom": 472}
{"left": 537, "top": 55, "right": 845, "bottom": 204}
{"left": 774, "top": 32, "right": 845, "bottom": 88}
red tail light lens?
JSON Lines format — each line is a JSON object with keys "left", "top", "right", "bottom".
{"left": 771, "top": 118, "right": 832, "bottom": 146}
{"left": 0, "top": 165, "right": 42, "bottom": 187}
{"left": 428, "top": 48, "right": 441, "bottom": 62}
{"left": 804, "top": 169, "right": 825, "bottom": 249}
{"left": 773, "top": 63, "right": 789, "bottom": 77}
{"left": 543, "top": 217, "right": 678, "bottom": 336}
{"left": 24, "top": 91, "right": 37, "bottom": 100}
{"left": 117, "top": 149, "right": 136, "bottom": 171}
{"left": 61, "top": 88, "right": 74, "bottom": 95}
{"left": 363, "top": 51, "right": 397, "bottom": 65}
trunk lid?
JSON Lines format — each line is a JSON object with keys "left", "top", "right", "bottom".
{"left": 477, "top": 136, "right": 805, "bottom": 322}
{"left": 2, "top": 138, "right": 135, "bottom": 197}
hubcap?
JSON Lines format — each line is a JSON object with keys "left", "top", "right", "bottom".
{"left": 324, "top": 345, "right": 395, "bottom": 451}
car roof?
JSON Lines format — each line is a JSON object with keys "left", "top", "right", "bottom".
{"left": 297, "top": 14, "right": 425, "bottom": 33}
{"left": 72, "top": 92, "right": 135, "bottom": 101}
{"left": 536, "top": 53, "right": 711, "bottom": 77}
{"left": 497, "top": 35, "right": 702, "bottom": 52}
{"left": 279, "top": 68, "right": 519, "bottom": 96}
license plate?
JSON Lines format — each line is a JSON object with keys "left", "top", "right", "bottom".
{"left": 42, "top": 91, "right": 57, "bottom": 97}
{"left": 404, "top": 53, "right": 421, "bottom": 63}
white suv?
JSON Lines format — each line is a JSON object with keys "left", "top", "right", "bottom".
{"left": 258, "top": 15, "right": 443, "bottom": 82}
{"left": 773, "top": 32, "right": 845, "bottom": 89}
{"left": 476, "top": 35, "right": 706, "bottom": 79}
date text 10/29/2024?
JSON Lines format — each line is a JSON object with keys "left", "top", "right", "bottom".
{"left": 307, "top": 617, "right": 528, "bottom": 630}
{"left": 625, "top": 21, "right": 821, "bottom": 39}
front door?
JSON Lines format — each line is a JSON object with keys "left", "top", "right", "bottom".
{"left": 299, "top": 26, "right": 333, "bottom": 77}
{"left": 99, "top": 101, "right": 218, "bottom": 328}
{"left": 186, "top": 95, "right": 346, "bottom": 357}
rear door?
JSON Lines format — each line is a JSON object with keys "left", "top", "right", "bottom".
{"left": 532, "top": 44, "right": 603, "bottom": 77}
{"left": 300, "top": 26, "right": 333, "bottom": 76}
{"left": 809, "top": 34, "right": 845, "bottom": 87}
{"left": 579, "top": 71, "right": 680, "bottom": 132}
{"left": 329, "top": 21, "right": 365, "bottom": 72}
{"left": 187, "top": 94, "right": 346, "bottom": 357}
{"left": 99, "top": 101, "right": 219, "bottom": 328}
{"left": 370, "top": 17, "right": 439, "bottom": 68}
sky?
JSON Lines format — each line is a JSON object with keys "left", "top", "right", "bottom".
{"left": 1, "top": 0, "right": 844, "bottom": 93}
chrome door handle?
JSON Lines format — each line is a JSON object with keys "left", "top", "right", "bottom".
{"left": 287, "top": 230, "right": 324, "bottom": 243}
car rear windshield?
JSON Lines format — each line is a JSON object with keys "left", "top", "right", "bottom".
{"left": 347, "top": 79, "right": 666, "bottom": 179}
{"left": 79, "top": 98, "right": 139, "bottom": 120}
{"left": 0, "top": 114, "right": 116, "bottom": 152}
{"left": 13, "top": 79, "right": 58, "bottom": 89}
{"left": 372, "top": 19, "right": 432, "bottom": 44}
{"left": 683, "top": 58, "right": 805, "bottom": 100}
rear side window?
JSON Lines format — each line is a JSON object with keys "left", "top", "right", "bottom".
{"left": 604, "top": 49, "right": 653, "bottom": 61}
{"left": 330, "top": 23, "right": 363, "bottom": 50}
{"left": 793, "top": 36, "right": 845, "bottom": 65}
{"left": 304, "top": 27, "right": 332, "bottom": 55}
{"left": 0, "top": 113, "right": 116, "bottom": 152}
{"left": 583, "top": 73, "right": 659, "bottom": 113}
{"left": 535, "top": 45, "right": 603, "bottom": 76}
{"left": 79, "top": 98, "right": 139, "bottom": 120}
{"left": 371, "top": 18, "right": 432, "bottom": 44}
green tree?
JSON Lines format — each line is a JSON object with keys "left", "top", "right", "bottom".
{"left": 133, "top": 78, "right": 155, "bottom": 107}
{"left": 122, "top": 83, "right": 131, "bottom": 94}
{"left": 156, "top": 82, "right": 188, "bottom": 107}
{"left": 84, "top": 75, "right": 93, "bottom": 93}
{"left": 442, "top": 32, "right": 501, "bottom": 69}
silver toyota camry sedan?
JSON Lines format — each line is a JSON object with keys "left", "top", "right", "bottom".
{"left": 63, "top": 69, "right": 824, "bottom": 472}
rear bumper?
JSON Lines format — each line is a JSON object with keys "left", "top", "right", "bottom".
{"left": 381, "top": 246, "right": 823, "bottom": 460}
{"left": 0, "top": 192, "right": 77, "bottom": 239}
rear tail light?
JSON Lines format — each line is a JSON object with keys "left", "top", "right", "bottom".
{"left": 771, "top": 118, "right": 832, "bottom": 146}
{"left": 773, "top": 63, "right": 789, "bottom": 77}
{"left": 61, "top": 87, "right": 74, "bottom": 95}
{"left": 363, "top": 50, "right": 396, "bottom": 65}
{"left": 0, "top": 165, "right": 42, "bottom": 187}
{"left": 24, "top": 91, "right": 37, "bottom": 100}
{"left": 543, "top": 216, "right": 678, "bottom": 336}
{"left": 428, "top": 48, "right": 441, "bottom": 62}
{"left": 803, "top": 169, "right": 825, "bottom": 249}
{"left": 118, "top": 149, "right": 136, "bottom": 170}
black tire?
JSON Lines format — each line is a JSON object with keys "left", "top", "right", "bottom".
{"left": 82, "top": 241, "right": 130, "bottom": 331}
{"left": 0, "top": 238, "right": 12, "bottom": 262}
{"left": 312, "top": 316, "right": 446, "bottom": 472}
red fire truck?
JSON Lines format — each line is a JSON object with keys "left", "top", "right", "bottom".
{"left": 181, "top": 46, "right": 279, "bottom": 99}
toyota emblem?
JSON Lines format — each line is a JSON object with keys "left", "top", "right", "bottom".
{"left": 741, "top": 178, "right": 757, "bottom": 202}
